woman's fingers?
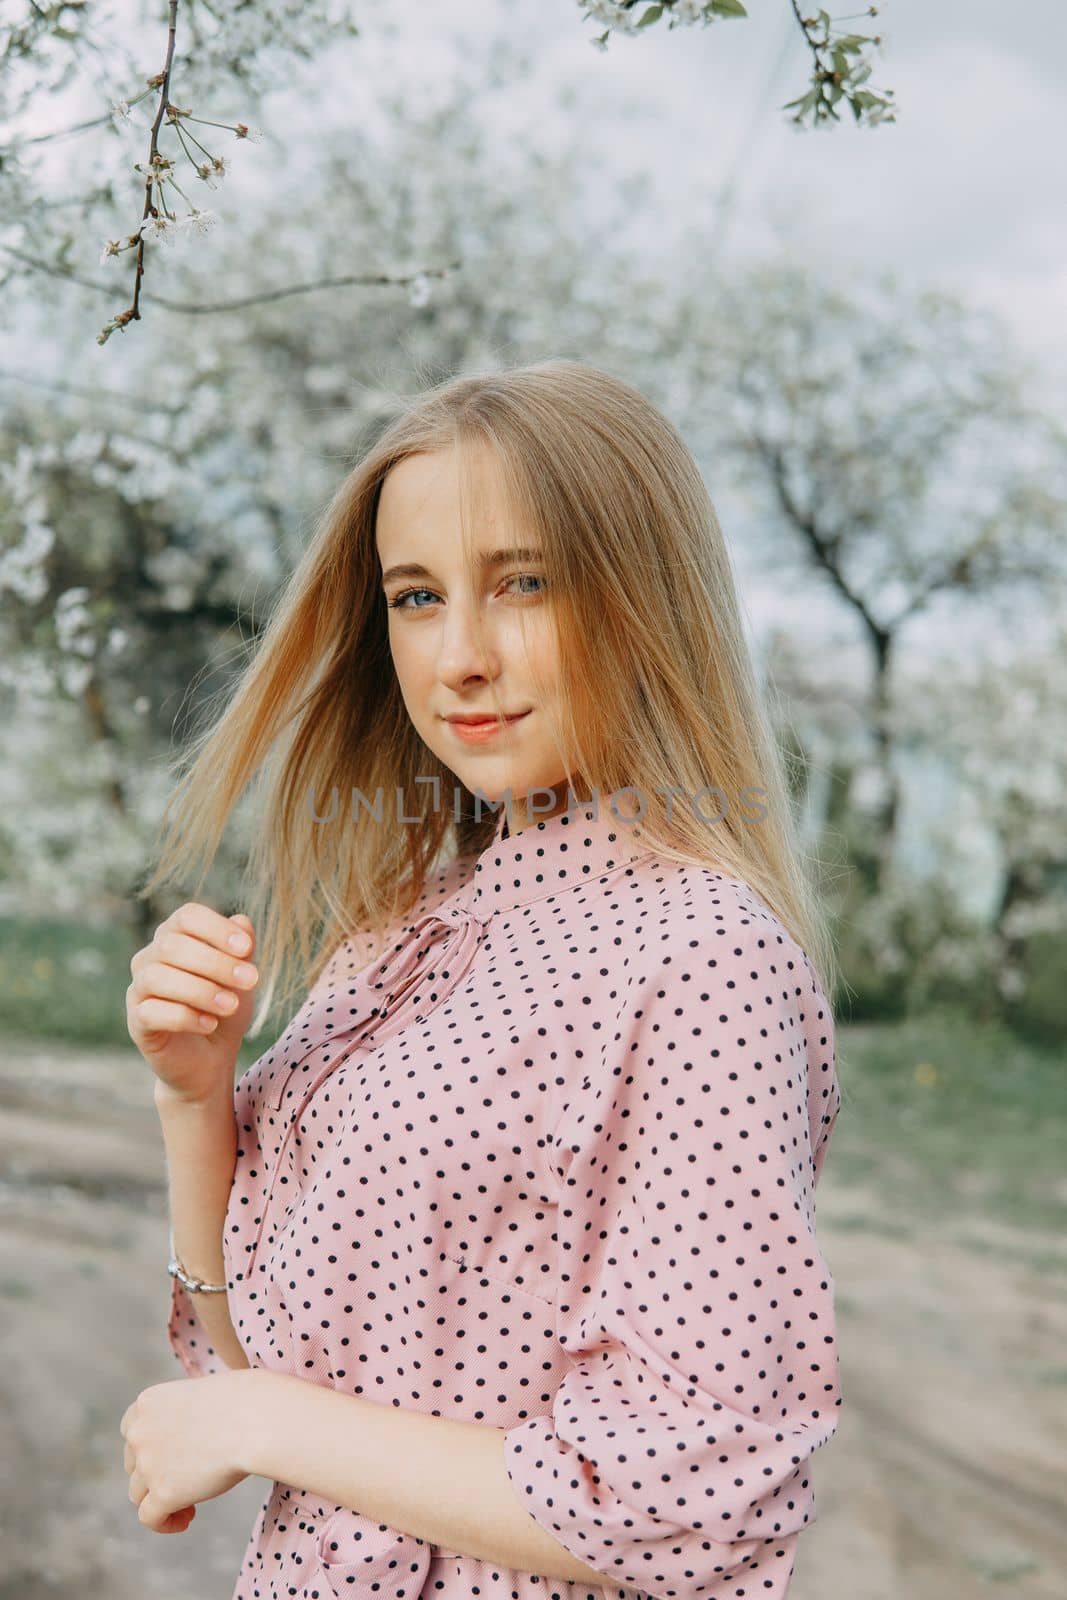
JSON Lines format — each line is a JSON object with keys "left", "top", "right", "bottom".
{"left": 132, "top": 927, "right": 258, "bottom": 994}
{"left": 126, "top": 992, "right": 222, "bottom": 1034}
{"left": 131, "top": 958, "right": 253, "bottom": 1019}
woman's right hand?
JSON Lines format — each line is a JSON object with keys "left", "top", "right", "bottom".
{"left": 127, "top": 903, "right": 260, "bottom": 1104}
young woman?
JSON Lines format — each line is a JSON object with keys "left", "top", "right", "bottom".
{"left": 121, "top": 359, "right": 843, "bottom": 1600}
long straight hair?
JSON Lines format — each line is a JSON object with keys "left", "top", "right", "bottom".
{"left": 142, "top": 358, "right": 839, "bottom": 1034}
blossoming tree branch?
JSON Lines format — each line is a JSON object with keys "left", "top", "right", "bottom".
{"left": 583, "top": 2, "right": 895, "bottom": 128}
{"left": 0, "top": 0, "right": 895, "bottom": 348}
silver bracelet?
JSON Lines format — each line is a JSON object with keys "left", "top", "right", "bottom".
{"left": 167, "top": 1228, "right": 229, "bottom": 1294}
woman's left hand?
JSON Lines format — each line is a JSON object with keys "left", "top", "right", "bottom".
{"left": 120, "top": 1367, "right": 262, "bottom": 1533}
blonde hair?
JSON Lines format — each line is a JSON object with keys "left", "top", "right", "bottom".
{"left": 142, "top": 358, "right": 839, "bottom": 1034}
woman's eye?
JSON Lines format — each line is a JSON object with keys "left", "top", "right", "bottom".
{"left": 505, "top": 573, "right": 547, "bottom": 597}
{"left": 387, "top": 587, "right": 439, "bottom": 610}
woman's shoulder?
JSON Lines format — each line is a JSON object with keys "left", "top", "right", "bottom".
{"left": 637, "top": 853, "right": 823, "bottom": 992}
{"left": 625, "top": 859, "right": 835, "bottom": 1104}
{"left": 642, "top": 851, "right": 795, "bottom": 936}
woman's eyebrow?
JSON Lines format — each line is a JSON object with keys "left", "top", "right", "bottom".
{"left": 380, "top": 547, "right": 543, "bottom": 585}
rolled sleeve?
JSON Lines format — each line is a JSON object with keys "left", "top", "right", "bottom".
{"left": 166, "top": 1273, "right": 228, "bottom": 1378}
{"left": 503, "top": 917, "right": 843, "bottom": 1600}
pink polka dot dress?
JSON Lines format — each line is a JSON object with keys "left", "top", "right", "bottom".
{"left": 167, "top": 801, "right": 843, "bottom": 1600}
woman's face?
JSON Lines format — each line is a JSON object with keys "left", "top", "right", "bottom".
{"left": 377, "top": 442, "right": 578, "bottom": 830}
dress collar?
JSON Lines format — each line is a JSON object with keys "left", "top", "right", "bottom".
{"left": 465, "top": 798, "right": 655, "bottom": 919}
{"left": 254, "top": 799, "right": 655, "bottom": 1138}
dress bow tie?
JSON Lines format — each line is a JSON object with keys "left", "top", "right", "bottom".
{"left": 264, "top": 895, "right": 492, "bottom": 1112}
{"left": 361, "top": 896, "right": 492, "bottom": 1043}
{"left": 245, "top": 895, "right": 492, "bottom": 1273}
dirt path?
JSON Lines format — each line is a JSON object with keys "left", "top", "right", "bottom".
{"left": 1, "top": 1036, "right": 1063, "bottom": 1599}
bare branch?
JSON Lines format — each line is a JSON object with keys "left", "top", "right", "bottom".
{"left": 2, "top": 110, "right": 112, "bottom": 149}
{"left": 0, "top": 243, "right": 460, "bottom": 315}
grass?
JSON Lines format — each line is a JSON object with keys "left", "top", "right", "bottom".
{"left": 0, "top": 914, "right": 140, "bottom": 1049}
{"left": 830, "top": 1005, "right": 1067, "bottom": 1236}
{"left": 1, "top": 915, "right": 1064, "bottom": 1233}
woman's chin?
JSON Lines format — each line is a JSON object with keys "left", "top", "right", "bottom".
{"left": 451, "top": 764, "right": 564, "bottom": 809}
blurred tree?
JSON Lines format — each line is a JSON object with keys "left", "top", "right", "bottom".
{"left": 908, "top": 624, "right": 1067, "bottom": 1009}
{"left": 1, "top": 9, "right": 1061, "bottom": 1032}
{"left": 671, "top": 263, "right": 1067, "bottom": 897}
{"left": 0, "top": 29, "right": 666, "bottom": 938}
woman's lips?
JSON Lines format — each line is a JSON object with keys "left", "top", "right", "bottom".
{"left": 446, "top": 710, "right": 532, "bottom": 745}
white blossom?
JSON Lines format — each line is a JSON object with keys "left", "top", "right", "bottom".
{"left": 109, "top": 98, "right": 149, "bottom": 129}
{"left": 54, "top": 588, "right": 97, "bottom": 656}
{"left": 138, "top": 212, "right": 180, "bottom": 246}
{"left": 59, "top": 658, "right": 93, "bottom": 696}
{"left": 66, "top": 431, "right": 107, "bottom": 464}
{"left": 0, "top": 651, "right": 57, "bottom": 700}
{"left": 181, "top": 207, "right": 220, "bottom": 238}
{"left": 195, "top": 160, "right": 223, "bottom": 189}
{"left": 145, "top": 544, "right": 208, "bottom": 610}
{"left": 0, "top": 523, "right": 55, "bottom": 602}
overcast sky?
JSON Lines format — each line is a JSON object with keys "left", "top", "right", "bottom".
{"left": 364, "top": 0, "right": 1066, "bottom": 377}
{"left": 306, "top": 0, "right": 1063, "bottom": 393}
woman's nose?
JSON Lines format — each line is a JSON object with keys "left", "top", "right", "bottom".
{"left": 435, "top": 603, "right": 500, "bottom": 684}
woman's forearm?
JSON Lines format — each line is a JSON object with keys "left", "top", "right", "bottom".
{"left": 238, "top": 1371, "right": 610, "bottom": 1587}
{"left": 155, "top": 1073, "right": 250, "bottom": 1371}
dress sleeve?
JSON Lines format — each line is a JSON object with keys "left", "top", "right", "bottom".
{"left": 167, "top": 1276, "right": 229, "bottom": 1378}
{"left": 502, "top": 915, "right": 843, "bottom": 1600}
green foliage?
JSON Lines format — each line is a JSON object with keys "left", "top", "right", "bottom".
{"left": 581, "top": 1, "right": 896, "bottom": 130}
{"left": 1002, "top": 929, "right": 1067, "bottom": 1049}
{"left": 831, "top": 871, "right": 1008, "bottom": 1025}
{"left": 785, "top": 7, "right": 897, "bottom": 128}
